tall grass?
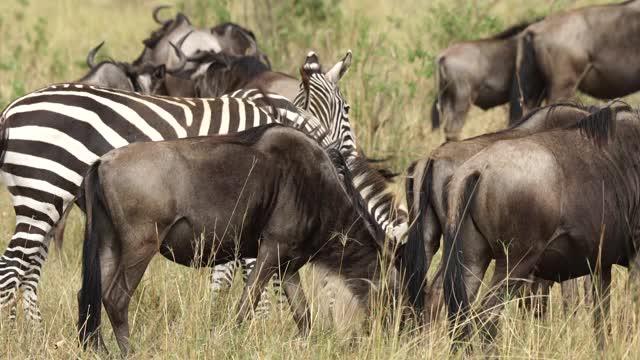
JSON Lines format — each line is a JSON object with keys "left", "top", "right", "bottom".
{"left": 1, "top": 0, "right": 640, "bottom": 358}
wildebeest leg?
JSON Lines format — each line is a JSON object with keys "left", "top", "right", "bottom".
{"left": 583, "top": 276, "right": 593, "bottom": 311}
{"left": 521, "top": 278, "right": 551, "bottom": 319}
{"left": 102, "top": 235, "right": 156, "bottom": 357}
{"left": 52, "top": 211, "right": 68, "bottom": 254}
{"left": 282, "top": 271, "right": 311, "bottom": 335}
{"left": 442, "top": 87, "right": 472, "bottom": 142}
{"left": 591, "top": 267, "right": 612, "bottom": 351}
{"left": 424, "top": 265, "right": 445, "bottom": 324}
{"left": 461, "top": 222, "right": 492, "bottom": 304}
{"left": 546, "top": 56, "right": 588, "bottom": 104}
{"left": 478, "top": 258, "right": 534, "bottom": 346}
{"left": 236, "top": 245, "right": 278, "bottom": 324}
{"left": 560, "top": 279, "right": 580, "bottom": 315}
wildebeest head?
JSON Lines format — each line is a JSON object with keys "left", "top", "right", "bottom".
{"left": 170, "top": 48, "right": 270, "bottom": 97}
{"left": 78, "top": 42, "right": 167, "bottom": 94}
{"left": 295, "top": 51, "right": 355, "bottom": 157}
{"left": 211, "top": 22, "right": 271, "bottom": 67}
{"left": 134, "top": 6, "right": 267, "bottom": 72}
{"left": 133, "top": 7, "right": 221, "bottom": 71}
{"left": 78, "top": 41, "right": 187, "bottom": 94}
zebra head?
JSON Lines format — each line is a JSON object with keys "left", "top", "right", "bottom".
{"left": 294, "top": 51, "right": 356, "bottom": 159}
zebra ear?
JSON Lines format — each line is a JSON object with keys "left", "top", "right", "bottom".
{"left": 302, "top": 51, "right": 322, "bottom": 75}
{"left": 326, "top": 50, "right": 352, "bottom": 84}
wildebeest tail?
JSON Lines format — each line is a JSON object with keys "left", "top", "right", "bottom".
{"left": 443, "top": 170, "right": 480, "bottom": 347}
{"left": 431, "top": 57, "right": 446, "bottom": 130}
{"left": 78, "top": 160, "right": 108, "bottom": 348}
{"left": 431, "top": 98, "right": 440, "bottom": 130}
{"left": 510, "top": 31, "right": 545, "bottom": 125}
{"left": 402, "top": 159, "right": 432, "bottom": 315}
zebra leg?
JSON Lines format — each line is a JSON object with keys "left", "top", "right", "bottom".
{"left": 211, "top": 260, "right": 239, "bottom": 304}
{"left": 0, "top": 202, "right": 57, "bottom": 323}
{"left": 272, "top": 275, "right": 287, "bottom": 310}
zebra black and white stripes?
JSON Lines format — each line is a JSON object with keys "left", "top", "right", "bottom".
{"left": 0, "top": 82, "right": 338, "bottom": 321}
{"left": 208, "top": 51, "right": 409, "bottom": 314}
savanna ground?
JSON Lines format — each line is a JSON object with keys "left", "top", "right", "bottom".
{"left": 1, "top": 0, "right": 640, "bottom": 358}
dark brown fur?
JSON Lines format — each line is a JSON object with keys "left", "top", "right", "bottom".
{"left": 432, "top": 18, "right": 541, "bottom": 141}
{"left": 405, "top": 103, "right": 597, "bottom": 322}
{"left": 77, "top": 125, "right": 404, "bottom": 356}
{"left": 512, "top": 0, "right": 640, "bottom": 118}
{"left": 173, "top": 51, "right": 298, "bottom": 100}
{"left": 441, "top": 105, "right": 638, "bottom": 351}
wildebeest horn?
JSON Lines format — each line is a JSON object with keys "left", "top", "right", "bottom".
{"left": 152, "top": 5, "right": 171, "bottom": 24}
{"left": 86, "top": 41, "right": 105, "bottom": 69}
{"left": 167, "top": 35, "right": 191, "bottom": 74}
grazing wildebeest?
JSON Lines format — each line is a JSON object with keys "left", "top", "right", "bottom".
{"left": 174, "top": 50, "right": 298, "bottom": 100}
{"left": 77, "top": 124, "right": 405, "bottom": 356}
{"left": 430, "top": 104, "right": 636, "bottom": 351}
{"left": 135, "top": 6, "right": 269, "bottom": 97}
{"left": 404, "top": 103, "right": 596, "bottom": 321}
{"left": 431, "top": 19, "right": 541, "bottom": 141}
{"left": 0, "top": 50, "right": 354, "bottom": 323}
{"left": 511, "top": 0, "right": 640, "bottom": 121}
{"left": 77, "top": 42, "right": 175, "bottom": 94}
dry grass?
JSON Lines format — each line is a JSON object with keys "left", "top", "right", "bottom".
{"left": 2, "top": 0, "right": 640, "bottom": 358}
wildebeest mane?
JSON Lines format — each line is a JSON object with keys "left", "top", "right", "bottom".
{"left": 508, "top": 102, "right": 588, "bottom": 130}
{"left": 326, "top": 149, "right": 386, "bottom": 248}
{"left": 490, "top": 18, "right": 543, "bottom": 40}
{"left": 211, "top": 22, "right": 257, "bottom": 41}
{"left": 569, "top": 101, "right": 631, "bottom": 147}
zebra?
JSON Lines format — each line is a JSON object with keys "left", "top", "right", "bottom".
{"left": 208, "top": 51, "right": 409, "bottom": 315}
{"left": 0, "top": 51, "right": 352, "bottom": 322}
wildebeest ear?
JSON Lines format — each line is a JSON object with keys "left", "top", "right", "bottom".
{"left": 207, "top": 59, "right": 229, "bottom": 72}
{"left": 326, "top": 50, "right": 352, "bottom": 84}
{"left": 153, "top": 65, "right": 166, "bottom": 80}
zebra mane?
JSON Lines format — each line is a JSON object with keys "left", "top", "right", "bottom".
{"left": 326, "top": 149, "right": 386, "bottom": 249}
{"left": 349, "top": 154, "right": 406, "bottom": 224}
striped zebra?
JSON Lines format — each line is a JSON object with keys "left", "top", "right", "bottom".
{"left": 0, "top": 51, "right": 352, "bottom": 322}
{"left": 208, "top": 51, "right": 409, "bottom": 314}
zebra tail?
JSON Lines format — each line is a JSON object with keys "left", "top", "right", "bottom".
{"left": 443, "top": 171, "right": 479, "bottom": 350}
{"left": 0, "top": 112, "right": 10, "bottom": 168}
{"left": 78, "top": 160, "right": 106, "bottom": 348}
{"left": 402, "top": 160, "right": 432, "bottom": 317}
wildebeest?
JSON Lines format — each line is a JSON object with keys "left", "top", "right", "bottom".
{"left": 134, "top": 6, "right": 269, "bottom": 97}
{"left": 77, "top": 124, "right": 405, "bottom": 355}
{"left": 404, "top": 103, "right": 596, "bottom": 320}
{"left": 173, "top": 50, "right": 299, "bottom": 100}
{"left": 511, "top": 0, "right": 640, "bottom": 121}
{"left": 430, "top": 104, "right": 635, "bottom": 351}
{"left": 431, "top": 18, "right": 541, "bottom": 141}
{"left": 77, "top": 41, "right": 177, "bottom": 94}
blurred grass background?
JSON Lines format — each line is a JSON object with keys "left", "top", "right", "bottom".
{"left": 1, "top": 0, "right": 640, "bottom": 358}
